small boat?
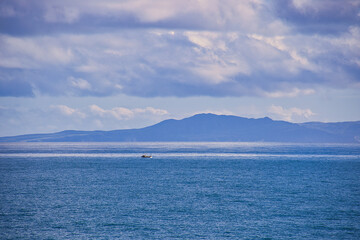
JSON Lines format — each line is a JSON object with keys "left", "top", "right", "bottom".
{"left": 141, "top": 155, "right": 152, "bottom": 158}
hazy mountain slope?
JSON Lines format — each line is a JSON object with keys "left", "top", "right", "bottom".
{"left": 301, "top": 121, "right": 360, "bottom": 142}
{"left": 0, "top": 113, "right": 359, "bottom": 143}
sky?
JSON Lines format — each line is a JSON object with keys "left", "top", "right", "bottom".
{"left": 0, "top": 0, "right": 360, "bottom": 136}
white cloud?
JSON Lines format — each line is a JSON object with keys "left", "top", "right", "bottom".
{"left": 90, "top": 105, "right": 168, "bottom": 120}
{"left": 191, "top": 63, "right": 243, "bottom": 85}
{"left": 249, "top": 34, "right": 313, "bottom": 72}
{"left": 111, "top": 0, "right": 184, "bottom": 23}
{"left": 0, "top": 35, "right": 74, "bottom": 69}
{"left": 291, "top": 0, "right": 312, "bottom": 12}
{"left": 75, "top": 62, "right": 106, "bottom": 73}
{"left": 133, "top": 107, "right": 168, "bottom": 116}
{"left": 69, "top": 77, "right": 92, "bottom": 90}
{"left": 185, "top": 31, "right": 221, "bottom": 50}
{"left": 185, "top": 31, "right": 251, "bottom": 84}
{"left": 264, "top": 88, "right": 315, "bottom": 98}
{"left": 55, "top": 105, "right": 75, "bottom": 115}
{"left": 268, "top": 105, "right": 315, "bottom": 122}
{"left": 89, "top": 104, "right": 106, "bottom": 116}
{"left": 51, "top": 105, "right": 86, "bottom": 118}
{"left": 111, "top": 107, "right": 134, "bottom": 119}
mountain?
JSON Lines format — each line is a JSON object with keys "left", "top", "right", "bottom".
{"left": 1, "top": 113, "right": 360, "bottom": 143}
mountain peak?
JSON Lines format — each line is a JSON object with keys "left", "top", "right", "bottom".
{"left": 0, "top": 113, "right": 359, "bottom": 143}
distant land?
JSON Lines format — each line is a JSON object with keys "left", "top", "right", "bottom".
{"left": 1, "top": 113, "right": 360, "bottom": 143}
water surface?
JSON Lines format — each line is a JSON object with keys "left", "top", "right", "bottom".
{"left": 0, "top": 142, "right": 359, "bottom": 239}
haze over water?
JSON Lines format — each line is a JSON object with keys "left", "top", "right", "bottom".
{"left": 1, "top": 142, "right": 359, "bottom": 239}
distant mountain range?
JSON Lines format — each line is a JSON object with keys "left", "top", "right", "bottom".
{"left": 1, "top": 113, "right": 360, "bottom": 143}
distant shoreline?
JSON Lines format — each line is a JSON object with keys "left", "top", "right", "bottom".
{"left": 1, "top": 114, "right": 359, "bottom": 143}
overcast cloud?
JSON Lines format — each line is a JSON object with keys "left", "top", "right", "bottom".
{"left": 1, "top": 0, "right": 359, "bottom": 98}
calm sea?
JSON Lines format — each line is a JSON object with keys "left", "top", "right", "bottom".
{"left": 0, "top": 142, "right": 359, "bottom": 239}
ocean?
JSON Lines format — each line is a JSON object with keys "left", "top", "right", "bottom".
{"left": 0, "top": 142, "right": 359, "bottom": 239}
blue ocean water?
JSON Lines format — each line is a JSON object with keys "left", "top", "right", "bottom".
{"left": 0, "top": 142, "right": 359, "bottom": 239}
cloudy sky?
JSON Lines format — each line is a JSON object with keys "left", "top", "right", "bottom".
{"left": 1, "top": 0, "right": 360, "bottom": 136}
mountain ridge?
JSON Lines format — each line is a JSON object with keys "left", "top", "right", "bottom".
{"left": 1, "top": 113, "right": 359, "bottom": 143}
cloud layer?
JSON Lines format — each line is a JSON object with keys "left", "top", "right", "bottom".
{"left": 268, "top": 104, "right": 315, "bottom": 122}
{"left": 0, "top": 0, "right": 359, "bottom": 98}
{"left": 0, "top": 103, "right": 170, "bottom": 136}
